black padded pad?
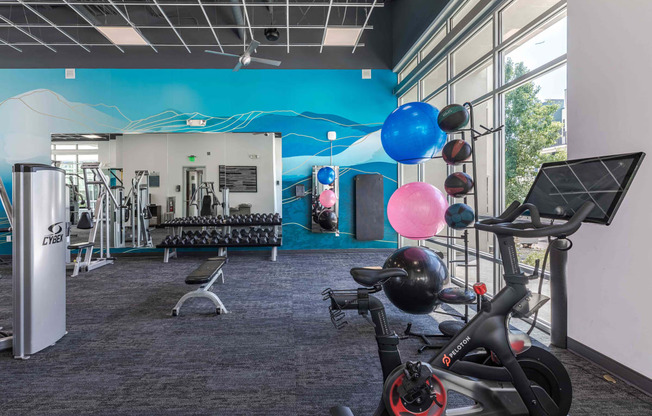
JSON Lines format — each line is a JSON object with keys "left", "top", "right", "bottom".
{"left": 185, "top": 257, "right": 226, "bottom": 285}
{"left": 355, "top": 174, "right": 384, "bottom": 241}
{"left": 68, "top": 242, "right": 94, "bottom": 249}
{"left": 438, "top": 287, "right": 477, "bottom": 305}
{"left": 439, "top": 320, "right": 466, "bottom": 337}
{"left": 200, "top": 195, "right": 213, "bottom": 217}
{"left": 350, "top": 267, "right": 407, "bottom": 287}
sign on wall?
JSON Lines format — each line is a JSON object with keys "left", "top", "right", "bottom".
{"left": 219, "top": 165, "right": 257, "bottom": 193}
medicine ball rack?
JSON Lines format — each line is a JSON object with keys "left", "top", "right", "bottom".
{"left": 407, "top": 102, "right": 504, "bottom": 351}
{"left": 157, "top": 213, "right": 282, "bottom": 262}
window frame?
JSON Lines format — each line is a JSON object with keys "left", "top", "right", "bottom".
{"left": 393, "top": 0, "right": 568, "bottom": 334}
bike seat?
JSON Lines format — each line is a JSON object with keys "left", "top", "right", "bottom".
{"left": 350, "top": 267, "right": 407, "bottom": 287}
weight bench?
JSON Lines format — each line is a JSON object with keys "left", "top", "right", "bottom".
{"left": 172, "top": 257, "right": 228, "bottom": 316}
{"left": 68, "top": 242, "right": 94, "bottom": 277}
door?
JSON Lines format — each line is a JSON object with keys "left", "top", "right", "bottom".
{"left": 183, "top": 166, "right": 205, "bottom": 217}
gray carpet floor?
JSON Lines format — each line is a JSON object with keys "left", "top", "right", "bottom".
{"left": 0, "top": 250, "right": 651, "bottom": 415}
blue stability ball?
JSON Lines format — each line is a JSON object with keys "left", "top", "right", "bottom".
{"left": 317, "top": 166, "right": 336, "bottom": 185}
{"left": 381, "top": 102, "right": 447, "bottom": 164}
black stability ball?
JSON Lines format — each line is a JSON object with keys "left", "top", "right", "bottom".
{"left": 382, "top": 246, "right": 449, "bottom": 315}
{"left": 318, "top": 209, "right": 338, "bottom": 231}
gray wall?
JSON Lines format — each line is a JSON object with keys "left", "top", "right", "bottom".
{"left": 567, "top": 0, "right": 652, "bottom": 379}
{"left": 389, "top": 0, "right": 450, "bottom": 68}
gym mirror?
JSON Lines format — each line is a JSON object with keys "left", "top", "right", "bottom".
{"left": 51, "top": 132, "right": 282, "bottom": 247}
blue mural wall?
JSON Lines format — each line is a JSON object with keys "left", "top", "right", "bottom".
{"left": 0, "top": 69, "right": 398, "bottom": 254}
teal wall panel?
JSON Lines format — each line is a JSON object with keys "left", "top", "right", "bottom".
{"left": 0, "top": 69, "right": 398, "bottom": 253}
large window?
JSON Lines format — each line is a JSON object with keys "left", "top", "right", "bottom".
{"left": 452, "top": 22, "right": 493, "bottom": 76}
{"left": 399, "top": 86, "right": 418, "bottom": 106}
{"left": 394, "top": 0, "right": 567, "bottom": 329}
{"left": 453, "top": 60, "right": 493, "bottom": 102}
{"left": 420, "top": 26, "right": 447, "bottom": 61}
{"left": 450, "top": 0, "right": 483, "bottom": 29}
{"left": 421, "top": 60, "right": 447, "bottom": 99}
{"left": 52, "top": 143, "right": 101, "bottom": 208}
{"left": 503, "top": 14, "right": 567, "bottom": 81}
{"left": 504, "top": 65, "right": 567, "bottom": 204}
{"left": 398, "top": 57, "right": 418, "bottom": 83}
{"left": 500, "top": 0, "right": 561, "bottom": 41}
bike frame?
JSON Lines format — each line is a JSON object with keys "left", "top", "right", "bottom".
{"left": 329, "top": 234, "right": 560, "bottom": 416}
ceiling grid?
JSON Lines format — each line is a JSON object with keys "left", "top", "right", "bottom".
{"left": 0, "top": 0, "right": 384, "bottom": 52}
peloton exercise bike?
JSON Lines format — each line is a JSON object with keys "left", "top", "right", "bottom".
{"left": 324, "top": 152, "right": 644, "bottom": 416}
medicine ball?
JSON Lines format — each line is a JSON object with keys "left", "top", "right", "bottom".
{"left": 444, "top": 172, "right": 474, "bottom": 197}
{"left": 318, "top": 209, "right": 338, "bottom": 231}
{"left": 382, "top": 246, "right": 449, "bottom": 314}
{"left": 437, "top": 104, "right": 470, "bottom": 133}
{"left": 441, "top": 139, "right": 472, "bottom": 165}
{"left": 445, "top": 203, "right": 475, "bottom": 230}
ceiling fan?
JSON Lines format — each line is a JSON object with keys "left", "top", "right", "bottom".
{"left": 205, "top": 40, "right": 282, "bottom": 71}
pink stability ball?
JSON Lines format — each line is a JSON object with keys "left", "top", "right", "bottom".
{"left": 319, "top": 189, "right": 337, "bottom": 208}
{"left": 388, "top": 182, "right": 449, "bottom": 240}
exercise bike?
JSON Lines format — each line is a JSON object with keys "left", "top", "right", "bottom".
{"left": 325, "top": 199, "right": 595, "bottom": 416}
{"left": 324, "top": 152, "right": 644, "bottom": 416}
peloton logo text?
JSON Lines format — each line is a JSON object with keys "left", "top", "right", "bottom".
{"left": 442, "top": 336, "right": 471, "bottom": 367}
{"left": 43, "top": 222, "right": 64, "bottom": 246}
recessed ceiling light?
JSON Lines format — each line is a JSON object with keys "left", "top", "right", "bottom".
{"left": 324, "top": 27, "right": 363, "bottom": 46}
{"left": 82, "top": 134, "right": 102, "bottom": 139}
{"left": 97, "top": 26, "right": 148, "bottom": 46}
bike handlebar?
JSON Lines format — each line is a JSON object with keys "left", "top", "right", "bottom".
{"left": 475, "top": 201, "right": 595, "bottom": 238}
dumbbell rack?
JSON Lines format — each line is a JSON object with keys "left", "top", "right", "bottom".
{"left": 157, "top": 213, "right": 282, "bottom": 262}
{"left": 158, "top": 213, "right": 281, "bottom": 228}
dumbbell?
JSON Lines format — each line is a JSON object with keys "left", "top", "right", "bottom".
{"left": 250, "top": 236, "right": 259, "bottom": 244}
{"left": 240, "top": 236, "right": 250, "bottom": 244}
{"left": 231, "top": 237, "right": 240, "bottom": 245}
{"left": 211, "top": 237, "right": 219, "bottom": 244}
